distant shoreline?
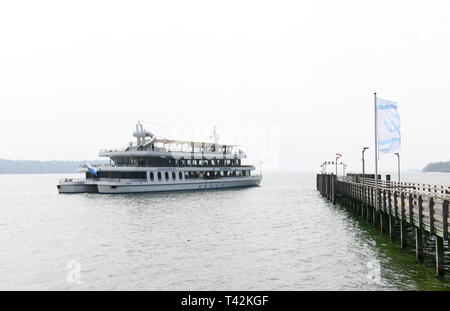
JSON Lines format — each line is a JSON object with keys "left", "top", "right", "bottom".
{"left": 423, "top": 161, "right": 450, "bottom": 173}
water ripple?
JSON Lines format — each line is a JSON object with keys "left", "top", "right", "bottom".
{"left": 0, "top": 173, "right": 449, "bottom": 290}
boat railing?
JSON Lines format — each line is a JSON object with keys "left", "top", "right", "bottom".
{"left": 99, "top": 148, "right": 125, "bottom": 153}
{"left": 99, "top": 147, "right": 241, "bottom": 156}
{"left": 59, "top": 178, "right": 85, "bottom": 183}
{"left": 89, "top": 178, "right": 147, "bottom": 183}
{"left": 79, "top": 164, "right": 111, "bottom": 168}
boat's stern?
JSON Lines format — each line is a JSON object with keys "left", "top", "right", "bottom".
{"left": 57, "top": 178, "right": 98, "bottom": 194}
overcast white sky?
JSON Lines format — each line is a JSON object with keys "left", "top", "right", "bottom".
{"left": 0, "top": 0, "right": 449, "bottom": 173}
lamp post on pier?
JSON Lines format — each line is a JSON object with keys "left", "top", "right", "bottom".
{"left": 394, "top": 152, "right": 400, "bottom": 183}
{"left": 362, "top": 147, "right": 369, "bottom": 184}
{"left": 335, "top": 153, "right": 342, "bottom": 177}
{"left": 362, "top": 147, "right": 369, "bottom": 207}
{"left": 335, "top": 158, "right": 339, "bottom": 177}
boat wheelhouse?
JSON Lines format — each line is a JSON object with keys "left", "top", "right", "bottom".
{"left": 57, "top": 122, "right": 262, "bottom": 193}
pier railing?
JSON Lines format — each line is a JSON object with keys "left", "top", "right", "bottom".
{"left": 317, "top": 174, "right": 449, "bottom": 276}
{"left": 336, "top": 178, "right": 450, "bottom": 237}
{"left": 343, "top": 176, "right": 450, "bottom": 198}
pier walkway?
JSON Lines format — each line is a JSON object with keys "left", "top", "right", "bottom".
{"left": 317, "top": 174, "right": 450, "bottom": 276}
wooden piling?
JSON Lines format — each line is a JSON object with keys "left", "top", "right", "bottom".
{"left": 366, "top": 186, "right": 371, "bottom": 222}
{"left": 394, "top": 191, "right": 398, "bottom": 218}
{"left": 372, "top": 187, "right": 378, "bottom": 227}
{"left": 415, "top": 227, "right": 423, "bottom": 263}
{"left": 442, "top": 200, "right": 448, "bottom": 240}
{"left": 408, "top": 193, "right": 414, "bottom": 225}
{"left": 388, "top": 190, "right": 394, "bottom": 240}
{"left": 400, "top": 221, "right": 407, "bottom": 249}
{"left": 400, "top": 193, "right": 406, "bottom": 248}
{"left": 429, "top": 197, "right": 435, "bottom": 235}
{"left": 332, "top": 175, "right": 336, "bottom": 205}
{"left": 380, "top": 190, "right": 387, "bottom": 233}
{"left": 435, "top": 236, "right": 444, "bottom": 276}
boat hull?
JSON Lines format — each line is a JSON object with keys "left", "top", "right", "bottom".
{"left": 96, "top": 176, "right": 261, "bottom": 194}
{"left": 57, "top": 182, "right": 98, "bottom": 194}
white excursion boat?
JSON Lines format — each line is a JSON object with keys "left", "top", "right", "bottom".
{"left": 57, "top": 122, "right": 262, "bottom": 194}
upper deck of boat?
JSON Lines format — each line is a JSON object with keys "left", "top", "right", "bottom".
{"left": 99, "top": 137, "right": 246, "bottom": 159}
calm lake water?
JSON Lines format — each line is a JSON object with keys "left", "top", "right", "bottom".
{"left": 1, "top": 172, "right": 449, "bottom": 290}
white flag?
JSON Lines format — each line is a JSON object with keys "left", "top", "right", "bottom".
{"left": 376, "top": 97, "right": 400, "bottom": 154}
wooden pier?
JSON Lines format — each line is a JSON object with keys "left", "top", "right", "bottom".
{"left": 317, "top": 174, "right": 450, "bottom": 276}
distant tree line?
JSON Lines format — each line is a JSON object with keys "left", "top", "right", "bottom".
{"left": 423, "top": 161, "right": 450, "bottom": 173}
{"left": 0, "top": 159, "right": 107, "bottom": 174}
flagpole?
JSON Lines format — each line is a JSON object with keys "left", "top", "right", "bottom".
{"left": 374, "top": 92, "right": 378, "bottom": 213}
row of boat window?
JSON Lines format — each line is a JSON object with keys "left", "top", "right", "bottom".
{"left": 168, "top": 159, "right": 242, "bottom": 167}
{"left": 112, "top": 157, "right": 242, "bottom": 167}
{"left": 184, "top": 170, "right": 251, "bottom": 179}
{"left": 87, "top": 171, "right": 147, "bottom": 179}
{"left": 87, "top": 170, "right": 251, "bottom": 180}
{"left": 149, "top": 171, "right": 183, "bottom": 182}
